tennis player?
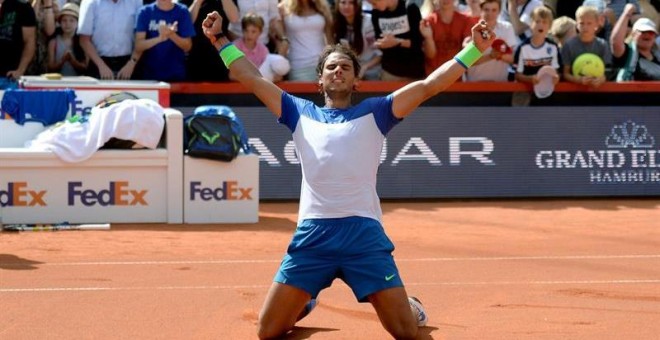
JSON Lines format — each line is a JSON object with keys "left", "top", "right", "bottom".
{"left": 202, "top": 11, "right": 494, "bottom": 340}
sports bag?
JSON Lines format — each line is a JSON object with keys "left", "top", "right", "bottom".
{"left": 184, "top": 105, "right": 251, "bottom": 162}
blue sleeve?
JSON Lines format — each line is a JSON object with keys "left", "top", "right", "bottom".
{"left": 370, "top": 94, "right": 400, "bottom": 135}
{"left": 177, "top": 5, "right": 196, "bottom": 38}
{"left": 278, "top": 92, "right": 309, "bottom": 133}
{"left": 136, "top": 7, "right": 149, "bottom": 33}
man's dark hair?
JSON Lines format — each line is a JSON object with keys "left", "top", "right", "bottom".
{"left": 316, "top": 44, "right": 361, "bottom": 77}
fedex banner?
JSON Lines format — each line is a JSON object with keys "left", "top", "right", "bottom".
{"left": 174, "top": 106, "right": 660, "bottom": 199}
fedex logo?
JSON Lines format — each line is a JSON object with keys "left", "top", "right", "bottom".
{"left": 190, "top": 181, "right": 253, "bottom": 201}
{"left": 0, "top": 182, "right": 47, "bottom": 207}
{"left": 68, "top": 181, "right": 148, "bottom": 206}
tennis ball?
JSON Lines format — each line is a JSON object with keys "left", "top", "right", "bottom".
{"left": 572, "top": 53, "right": 605, "bottom": 78}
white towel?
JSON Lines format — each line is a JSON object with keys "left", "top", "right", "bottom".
{"left": 27, "top": 99, "right": 165, "bottom": 162}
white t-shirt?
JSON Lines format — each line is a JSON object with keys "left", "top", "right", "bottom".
{"left": 278, "top": 93, "right": 400, "bottom": 224}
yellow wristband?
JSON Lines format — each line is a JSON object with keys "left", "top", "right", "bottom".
{"left": 219, "top": 43, "right": 245, "bottom": 68}
{"left": 454, "top": 42, "right": 482, "bottom": 69}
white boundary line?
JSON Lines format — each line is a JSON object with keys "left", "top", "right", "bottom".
{"left": 2, "top": 280, "right": 660, "bottom": 293}
{"left": 7, "top": 254, "right": 660, "bottom": 266}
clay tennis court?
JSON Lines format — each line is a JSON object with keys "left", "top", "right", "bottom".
{"left": 2, "top": 199, "right": 659, "bottom": 339}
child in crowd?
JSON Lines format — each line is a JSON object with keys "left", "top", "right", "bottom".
{"left": 513, "top": 6, "right": 561, "bottom": 101}
{"left": 561, "top": 5, "right": 612, "bottom": 87}
{"left": 233, "top": 13, "right": 290, "bottom": 82}
{"left": 333, "top": 0, "right": 382, "bottom": 80}
{"left": 464, "top": 0, "right": 519, "bottom": 82}
{"left": 47, "top": 3, "right": 88, "bottom": 75}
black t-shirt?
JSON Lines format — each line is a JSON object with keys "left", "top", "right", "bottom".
{"left": 0, "top": 0, "right": 37, "bottom": 76}
{"left": 614, "top": 43, "right": 660, "bottom": 81}
{"left": 371, "top": 0, "right": 425, "bottom": 79}
{"left": 180, "top": 0, "right": 236, "bottom": 81}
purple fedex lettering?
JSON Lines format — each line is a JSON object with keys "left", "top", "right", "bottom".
{"left": 68, "top": 181, "right": 148, "bottom": 206}
{"left": 190, "top": 181, "right": 252, "bottom": 201}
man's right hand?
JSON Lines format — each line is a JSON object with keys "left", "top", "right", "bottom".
{"left": 202, "top": 11, "right": 223, "bottom": 41}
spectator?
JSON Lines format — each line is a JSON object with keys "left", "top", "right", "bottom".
{"left": 230, "top": 0, "right": 288, "bottom": 55}
{"left": 233, "top": 12, "right": 290, "bottom": 82}
{"left": 183, "top": 0, "right": 239, "bottom": 82}
{"left": 513, "top": 6, "right": 561, "bottom": 96}
{"left": 369, "top": 0, "right": 425, "bottom": 80}
{"left": 549, "top": 15, "right": 576, "bottom": 48}
{"left": 47, "top": 3, "right": 88, "bottom": 75}
{"left": 611, "top": 3, "right": 660, "bottom": 80}
{"left": 0, "top": 0, "right": 37, "bottom": 80}
{"left": 78, "top": 0, "right": 142, "bottom": 80}
{"left": 465, "top": 0, "right": 519, "bottom": 81}
{"left": 133, "top": 0, "right": 195, "bottom": 82}
{"left": 561, "top": 5, "right": 612, "bottom": 88}
{"left": 333, "top": 0, "right": 382, "bottom": 79}
{"left": 420, "top": 0, "right": 474, "bottom": 75}
{"left": 458, "top": 0, "right": 482, "bottom": 20}
{"left": 582, "top": 0, "right": 614, "bottom": 44}
{"left": 500, "top": 0, "right": 544, "bottom": 39}
{"left": 278, "top": 0, "right": 334, "bottom": 81}
{"left": 28, "top": 0, "right": 58, "bottom": 75}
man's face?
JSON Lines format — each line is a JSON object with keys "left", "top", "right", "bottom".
{"left": 480, "top": 2, "right": 500, "bottom": 24}
{"left": 319, "top": 52, "right": 356, "bottom": 94}
{"left": 577, "top": 14, "right": 598, "bottom": 39}
{"left": 634, "top": 30, "right": 658, "bottom": 51}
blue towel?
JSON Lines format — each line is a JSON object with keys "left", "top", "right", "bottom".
{"left": 1, "top": 89, "right": 76, "bottom": 126}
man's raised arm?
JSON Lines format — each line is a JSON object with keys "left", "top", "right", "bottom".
{"left": 391, "top": 21, "right": 494, "bottom": 119}
{"left": 203, "top": 11, "right": 283, "bottom": 118}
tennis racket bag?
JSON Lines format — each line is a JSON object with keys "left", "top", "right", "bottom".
{"left": 184, "top": 105, "right": 251, "bottom": 162}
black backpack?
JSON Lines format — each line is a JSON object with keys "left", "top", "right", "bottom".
{"left": 183, "top": 105, "right": 251, "bottom": 161}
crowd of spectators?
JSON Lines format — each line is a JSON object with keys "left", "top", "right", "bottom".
{"left": 1, "top": 0, "right": 659, "bottom": 86}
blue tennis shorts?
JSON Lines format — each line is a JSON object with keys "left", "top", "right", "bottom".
{"left": 274, "top": 216, "right": 403, "bottom": 302}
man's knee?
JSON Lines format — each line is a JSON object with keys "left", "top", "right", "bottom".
{"left": 256, "top": 320, "right": 286, "bottom": 340}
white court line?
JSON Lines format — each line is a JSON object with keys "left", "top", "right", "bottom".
{"left": 13, "top": 254, "right": 660, "bottom": 266}
{"left": 2, "top": 280, "right": 660, "bottom": 293}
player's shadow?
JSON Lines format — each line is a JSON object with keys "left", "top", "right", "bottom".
{"left": 281, "top": 326, "right": 339, "bottom": 339}
{"left": 0, "top": 254, "right": 43, "bottom": 270}
{"left": 281, "top": 325, "right": 438, "bottom": 339}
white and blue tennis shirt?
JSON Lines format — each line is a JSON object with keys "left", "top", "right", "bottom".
{"left": 279, "top": 92, "right": 401, "bottom": 224}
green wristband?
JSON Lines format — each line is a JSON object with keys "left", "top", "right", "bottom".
{"left": 454, "top": 42, "right": 482, "bottom": 69}
{"left": 219, "top": 43, "right": 245, "bottom": 68}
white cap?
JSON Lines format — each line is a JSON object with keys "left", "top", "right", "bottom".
{"left": 268, "top": 54, "right": 291, "bottom": 76}
{"left": 534, "top": 66, "right": 557, "bottom": 99}
{"left": 632, "top": 18, "right": 658, "bottom": 34}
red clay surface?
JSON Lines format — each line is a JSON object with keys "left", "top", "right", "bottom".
{"left": 1, "top": 199, "right": 659, "bottom": 339}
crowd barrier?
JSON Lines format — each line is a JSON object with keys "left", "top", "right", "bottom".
{"left": 170, "top": 81, "right": 660, "bottom": 200}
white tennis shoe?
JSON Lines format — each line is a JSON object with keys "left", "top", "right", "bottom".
{"left": 408, "top": 296, "right": 428, "bottom": 327}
